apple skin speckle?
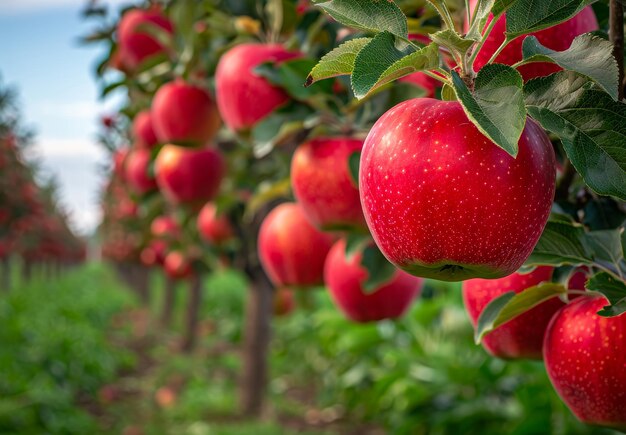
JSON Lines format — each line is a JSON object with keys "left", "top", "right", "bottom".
{"left": 359, "top": 98, "right": 556, "bottom": 281}
{"left": 544, "top": 296, "right": 626, "bottom": 430}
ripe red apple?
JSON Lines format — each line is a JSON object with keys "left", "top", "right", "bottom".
{"left": 151, "top": 216, "right": 179, "bottom": 239}
{"left": 113, "top": 147, "right": 129, "bottom": 179}
{"left": 291, "top": 137, "right": 366, "bottom": 231}
{"left": 463, "top": 267, "right": 587, "bottom": 359}
{"left": 274, "top": 288, "right": 295, "bottom": 316}
{"left": 467, "top": 1, "right": 598, "bottom": 80}
{"left": 215, "top": 43, "right": 300, "bottom": 131}
{"left": 125, "top": 148, "right": 157, "bottom": 194}
{"left": 324, "top": 239, "right": 423, "bottom": 323}
{"left": 197, "top": 202, "right": 233, "bottom": 245}
{"left": 258, "top": 202, "right": 334, "bottom": 287}
{"left": 154, "top": 144, "right": 224, "bottom": 204}
{"left": 133, "top": 110, "right": 158, "bottom": 149}
{"left": 360, "top": 98, "right": 555, "bottom": 281}
{"left": 117, "top": 7, "right": 173, "bottom": 70}
{"left": 164, "top": 251, "right": 192, "bottom": 279}
{"left": 544, "top": 296, "right": 626, "bottom": 430}
{"left": 151, "top": 80, "right": 221, "bottom": 145}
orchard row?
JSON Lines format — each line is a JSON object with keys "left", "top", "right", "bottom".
{"left": 84, "top": 0, "right": 626, "bottom": 428}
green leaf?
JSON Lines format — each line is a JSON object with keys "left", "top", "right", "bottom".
{"left": 315, "top": 0, "right": 408, "bottom": 39}
{"left": 474, "top": 282, "right": 567, "bottom": 343}
{"left": 348, "top": 151, "right": 360, "bottom": 186}
{"left": 524, "top": 71, "right": 626, "bottom": 201}
{"left": 361, "top": 245, "right": 397, "bottom": 294}
{"left": 505, "top": 0, "right": 596, "bottom": 39}
{"left": 352, "top": 32, "right": 440, "bottom": 99}
{"left": 466, "top": 0, "right": 496, "bottom": 41}
{"left": 525, "top": 215, "right": 591, "bottom": 266}
{"left": 306, "top": 38, "right": 370, "bottom": 86}
{"left": 451, "top": 64, "right": 525, "bottom": 157}
{"left": 257, "top": 58, "right": 333, "bottom": 100}
{"left": 586, "top": 272, "right": 626, "bottom": 317}
{"left": 245, "top": 178, "right": 292, "bottom": 218}
{"left": 429, "top": 29, "right": 474, "bottom": 60}
{"left": 344, "top": 233, "right": 372, "bottom": 260}
{"left": 251, "top": 104, "right": 311, "bottom": 157}
{"left": 520, "top": 34, "right": 619, "bottom": 100}
{"left": 585, "top": 229, "right": 626, "bottom": 278}
{"left": 492, "top": 0, "right": 520, "bottom": 16}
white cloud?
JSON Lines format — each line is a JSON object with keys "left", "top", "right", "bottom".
{"left": 0, "top": 0, "right": 132, "bottom": 15}
{"left": 26, "top": 137, "right": 104, "bottom": 158}
{"left": 35, "top": 100, "right": 100, "bottom": 121}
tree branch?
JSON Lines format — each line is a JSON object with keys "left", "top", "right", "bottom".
{"left": 610, "top": 0, "right": 625, "bottom": 100}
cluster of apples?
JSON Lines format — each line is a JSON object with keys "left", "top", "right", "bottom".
{"left": 0, "top": 134, "right": 85, "bottom": 267}
{"left": 110, "top": 2, "right": 624, "bottom": 428}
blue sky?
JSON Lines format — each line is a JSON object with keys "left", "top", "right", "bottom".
{"left": 0, "top": 0, "right": 129, "bottom": 234}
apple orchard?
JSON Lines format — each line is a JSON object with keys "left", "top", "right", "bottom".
{"left": 70, "top": 0, "right": 626, "bottom": 431}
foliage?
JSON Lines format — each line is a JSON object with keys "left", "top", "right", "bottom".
{"left": 0, "top": 264, "right": 135, "bottom": 434}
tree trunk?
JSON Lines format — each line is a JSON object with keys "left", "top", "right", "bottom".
{"left": 160, "top": 275, "right": 177, "bottom": 328}
{"left": 181, "top": 273, "right": 202, "bottom": 353}
{"left": 22, "top": 260, "right": 32, "bottom": 284}
{"left": 134, "top": 265, "right": 151, "bottom": 306}
{"left": 239, "top": 276, "right": 274, "bottom": 417}
{"left": 1, "top": 257, "right": 10, "bottom": 292}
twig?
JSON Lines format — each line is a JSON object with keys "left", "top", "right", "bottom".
{"left": 610, "top": 0, "right": 625, "bottom": 100}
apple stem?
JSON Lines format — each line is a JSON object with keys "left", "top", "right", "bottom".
{"left": 422, "top": 69, "right": 452, "bottom": 86}
{"left": 485, "top": 34, "right": 515, "bottom": 66}
{"left": 467, "top": 15, "right": 499, "bottom": 75}
{"left": 609, "top": 0, "right": 624, "bottom": 100}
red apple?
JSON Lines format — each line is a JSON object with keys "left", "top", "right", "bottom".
{"left": 151, "top": 80, "right": 221, "bottom": 145}
{"left": 117, "top": 7, "right": 173, "bottom": 70}
{"left": 544, "top": 296, "right": 626, "bottom": 430}
{"left": 197, "top": 202, "right": 233, "bottom": 245}
{"left": 258, "top": 202, "right": 334, "bottom": 287}
{"left": 360, "top": 98, "right": 555, "bottom": 281}
{"left": 324, "top": 239, "right": 423, "bottom": 323}
{"left": 151, "top": 216, "right": 179, "bottom": 239}
{"left": 215, "top": 43, "right": 300, "bottom": 131}
{"left": 291, "top": 137, "right": 366, "bottom": 231}
{"left": 463, "top": 267, "right": 587, "bottom": 359}
{"left": 113, "top": 147, "right": 129, "bottom": 179}
{"left": 274, "top": 288, "right": 295, "bottom": 316}
{"left": 133, "top": 110, "right": 158, "bottom": 149}
{"left": 467, "top": 1, "right": 598, "bottom": 80}
{"left": 125, "top": 148, "right": 157, "bottom": 194}
{"left": 154, "top": 144, "right": 224, "bottom": 204}
{"left": 164, "top": 251, "right": 192, "bottom": 279}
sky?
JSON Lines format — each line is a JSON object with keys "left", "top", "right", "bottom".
{"left": 0, "top": 0, "right": 131, "bottom": 235}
